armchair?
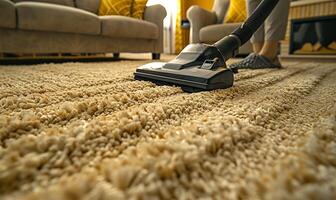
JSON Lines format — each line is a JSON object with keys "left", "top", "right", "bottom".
{"left": 187, "top": 0, "right": 252, "bottom": 55}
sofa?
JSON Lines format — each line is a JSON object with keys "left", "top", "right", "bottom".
{"left": 187, "top": 0, "right": 252, "bottom": 55}
{"left": 0, "top": 0, "right": 166, "bottom": 59}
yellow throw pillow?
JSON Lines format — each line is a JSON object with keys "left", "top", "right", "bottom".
{"left": 98, "top": 0, "right": 133, "bottom": 17}
{"left": 224, "top": 0, "right": 247, "bottom": 23}
{"left": 131, "top": 0, "right": 148, "bottom": 19}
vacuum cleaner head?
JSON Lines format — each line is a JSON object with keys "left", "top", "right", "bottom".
{"left": 134, "top": 43, "right": 236, "bottom": 92}
{"left": 135, "top": 62, "right": 234, "bottom": 93}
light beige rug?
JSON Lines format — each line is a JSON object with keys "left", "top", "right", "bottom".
{"left": 0, "top": 56, "right": 335, "bottom": 200}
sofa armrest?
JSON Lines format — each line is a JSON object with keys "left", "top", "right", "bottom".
{"left": 187, "top": 6, "right": 217, "bottom": 43}
{"left": 144, "top": 4, "right": 167, "bottom": 53}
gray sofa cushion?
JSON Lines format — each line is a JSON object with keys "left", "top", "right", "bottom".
{"left": 75, "top": 0, "right": 100, "bottom": 14}
{"left": 0, "top": 0, "right": 16, "bottom": 29}
{"left": 200, "top": 23, "right": 241, "bottom": 42}
{"left": 17, "top": 2, "right": 101, "bottom": 35}
{"left": 100, "top": 16, "right": 158, "bottom": 39}
{"left": 12, "top": 0, "right": 75, "bottom": 7}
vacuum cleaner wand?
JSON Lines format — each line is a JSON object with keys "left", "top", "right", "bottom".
{"left": 134, "top": 0, "right": 279, "bottom": 92}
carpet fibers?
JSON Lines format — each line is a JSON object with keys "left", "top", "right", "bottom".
{"left": 0, "top": 57, "right": 336, "bottom": 200}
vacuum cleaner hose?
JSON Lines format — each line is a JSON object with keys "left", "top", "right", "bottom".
{"left": 214, "top": 0, "right": 279, "bottom": 60}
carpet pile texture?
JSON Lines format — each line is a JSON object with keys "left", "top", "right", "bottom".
{"left": 0, "top": 57, "right": 336, "bottom": 200}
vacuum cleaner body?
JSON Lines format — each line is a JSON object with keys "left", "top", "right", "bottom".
{"left": 134, "top": 0, "right": 279, "bottom": 92}
{"left": 134, "top": 43, "right": 235, "bottom": 92}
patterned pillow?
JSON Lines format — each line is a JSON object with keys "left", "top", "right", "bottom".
{"left": 98, "top": 0, "right": 133, "bottom": 17}
{"left": 131, "top": 0, "right": 148, "bottom": 19}
{"left": 224, "top": 0, "right": 247, "bottom": 23}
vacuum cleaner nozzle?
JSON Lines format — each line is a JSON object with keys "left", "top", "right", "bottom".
{"left": 134, "top": 0, "right": 279, "bottom": 92}
{"left": 134, "top": 41, "right": 237, "bottom": 92}
{"left": 135, "top": 62, "right": 234, "bottom": 93}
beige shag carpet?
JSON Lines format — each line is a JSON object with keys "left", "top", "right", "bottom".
{"left": 0, "top": 55, "right": 336, "bottom": 200}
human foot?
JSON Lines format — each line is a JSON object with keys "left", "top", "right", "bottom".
{"left": 229, "top": 53, "right": 282, "bottom": 69}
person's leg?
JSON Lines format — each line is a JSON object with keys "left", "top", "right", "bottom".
{"left": 247, "top": 0, "right": 264, "bottom": 54}
{"left": 258, "top": 41, "right": 278, "bottom": 60}
{"left": 252, "top": 43, "right": 264, "bottom": 54}
{"left": 259, "top": 0, "right": 290, "bottom": 60}
{"left": 229, "top": 0, "right": 269, "bottom": 69}
{"left": 229, "top": 0, "right": 290, "bottom": 69}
